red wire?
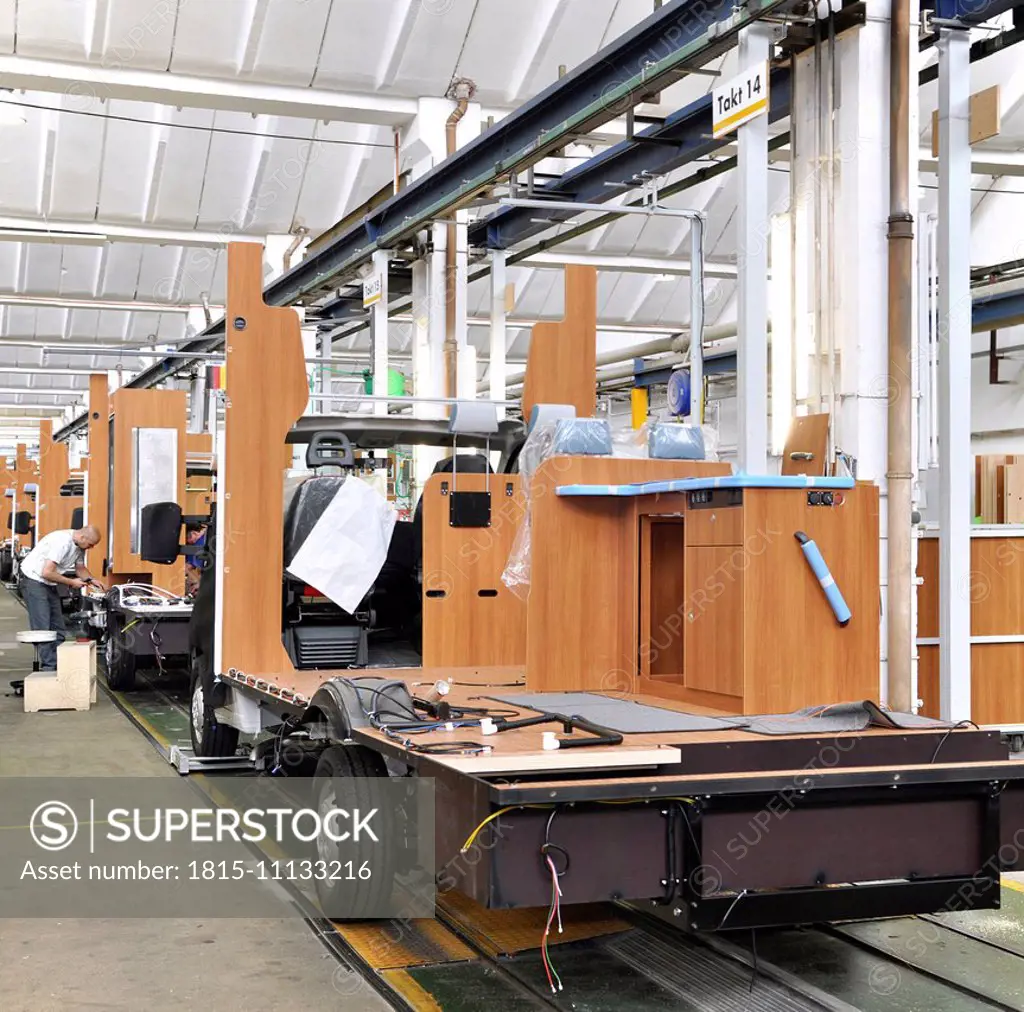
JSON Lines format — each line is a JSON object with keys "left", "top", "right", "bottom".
{"left": 541, "top": 874, "right": 557, "bottom": 992}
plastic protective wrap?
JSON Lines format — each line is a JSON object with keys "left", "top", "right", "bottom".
{"left": 286, "top": 478, "right": 397, "bottom": 613}
{"left": 503, "top": 420, "right": 615, "bottom": 597}
{"left": 503, "top": 419, "right": 720, "bottom": 597}
{"left": 648, "top": 423, "right": 705, "bottom": 460}
{"left": 283, "top": 475, "right": 346, "bottom": 565}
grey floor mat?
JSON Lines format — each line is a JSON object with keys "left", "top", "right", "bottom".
{"left": 491, "top": 695, "right": 953, "bottom": 737}
{"left": 721, "top": 700, "right": 953, "bottom": 736}
{"left": 491, "top": 692, "right": 731, "bottom": 733}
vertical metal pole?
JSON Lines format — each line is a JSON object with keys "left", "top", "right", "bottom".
{"left": 489, "top": 250, "right": 508, "bottom": 420}
{"left": 737, "top": 24, "right": 772, "bottom": 472}
{"left": 187, "top": 369, "right": 208, "bottom": 434}
{"left": 937, "top": 26, "right": 972, "bottom": 722}
{"left": 689, "top": 216, "right": 705, "bottom": 422}
{"left": 371, "top": 249, "right": 390, "bottom": 418}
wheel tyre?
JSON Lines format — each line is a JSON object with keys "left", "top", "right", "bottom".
{"left": 189, "top": 653, "right": 239, "bottom": 757}
{"left": 313, "top": 744, "right": 397, "bottom": 921}
{"left": 104, "top": 614, "right": 137, "bottom": 691}
{"left": 0, "top": 557, "right": 12, "bottom": 583}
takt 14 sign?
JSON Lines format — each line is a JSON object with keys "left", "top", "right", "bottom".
{"left": 712, "top": 62, "right": 769, "bottom": 139}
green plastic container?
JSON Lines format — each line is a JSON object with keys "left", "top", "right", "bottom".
{"left": 363, "top": 368, "right": 408, "bottom": 397}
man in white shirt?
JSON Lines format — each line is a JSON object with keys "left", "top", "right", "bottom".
{"left": 19, "top": 525, "right": 105, "bottom": 670}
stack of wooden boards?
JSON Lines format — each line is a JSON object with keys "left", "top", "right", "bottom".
{"left": 976, "top": 454, "right": 1024, "bottom": 523}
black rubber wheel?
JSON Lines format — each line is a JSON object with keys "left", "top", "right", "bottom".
{"left": 104, "top": 612, "right": 137, "bottom": 691}
{"left": 0, "top": 556, "right": 12, "bottom": 583}
{"left": 313, "top": 744, "right": 398, "bottom": 920}
{"left": 189, "top": 652, "right": 239, "bottom": 757}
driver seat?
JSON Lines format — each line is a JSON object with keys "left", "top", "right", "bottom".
{"left": 281, "top": 433, "right": 372, "bottom": 670}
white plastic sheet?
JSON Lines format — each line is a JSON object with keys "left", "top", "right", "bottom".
{"left": 285, "top": 478, "right": 397, "bottom": 614}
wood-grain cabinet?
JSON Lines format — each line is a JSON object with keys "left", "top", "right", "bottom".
{"left": 636, "top": 487, "right": 880, "bottom": 714}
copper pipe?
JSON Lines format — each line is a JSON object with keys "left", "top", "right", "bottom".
{"left": 282, "top": 228, "right": 307, "bottom": 272}
{"left": 886, "top": 0, "right": 915, "bottom": 711}
{"left": 444, "top": 79, "right": 476, "bottom": 408}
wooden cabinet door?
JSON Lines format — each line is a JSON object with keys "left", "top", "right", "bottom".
{"left": 683, "top": 546, "right": 744, "bottom": 697}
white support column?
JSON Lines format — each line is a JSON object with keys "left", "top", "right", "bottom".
{"left": 689, "top": 219, "right": 705, "bottom": 421}
{"left": 736, "top": 24, "right": 772, "bottom": 473}
{"left": 297, "top": 323, "right": 316, "bottom": 468}
{"left": 316, "top": 330, "right": 330, "bottom": 405}
{"left": 936, "top": 26, "right": 972, "bottom": 722}
{"left": 489, "top": 250, "right": 508, "bottom": 420}
{"left": 370, "top": 249, "right": 390, "bottom": 419}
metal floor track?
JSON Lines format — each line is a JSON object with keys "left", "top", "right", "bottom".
{"left": 99, "top": 652, "right": 1024, "bottom": 1012}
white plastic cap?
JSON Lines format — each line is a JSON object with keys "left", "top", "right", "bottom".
{"left": 542, "top": 731, "right": 560, "bottom": 751}
{"left": 479, "top": 717, "right": 497, "bottom": 736}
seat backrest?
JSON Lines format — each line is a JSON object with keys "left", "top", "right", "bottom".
{"left": 70, "top": 506, "right": 84, "bottom": 529}
{"left": 528, "top": 403, "right": 576, "bottom": 434}
{"left": 283, "top": 475, "right": 346, "bottom": 567}
{"left": 140, "top": 502, "right": 184, "bottom": 565}
{"left": 410, "top": 454, "right": 492, "bottom": 562}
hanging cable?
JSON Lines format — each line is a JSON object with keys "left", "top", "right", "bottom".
{"left": 541, "top": 853, "right": 564, "bottom": 994}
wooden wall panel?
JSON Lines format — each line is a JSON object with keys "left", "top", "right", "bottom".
{"left": 919, "top": 643, "right": 1024, "bottom": 724}
{"left": 521, "top": 266, "right": 597, "bottom": 421}
{"left": 109, "top": 388, "right": 187, "bottom": 594}
{"left": 36, "top": 419, "right": 74, "bottom": 537}
{"left": 916, "top": 537, "right": 939, "bottom": 638}
{"left": 526, "top": 456, "right": 730, "bottom": 693}
{"left": 917, "top": 534, "right": 1024, "bottom": 723}
{"left": 185, "top": 432, "right": 214, "bottom": 518}
{"left": 86, "top": 373, "right": 109, "bottom": 573}
{"left": 918, "top": 646, "right": 939, "bottom": 718}
{"left": 421, "top": 473, "right": 527, "bottom": 667}
{"left": 742, "top": 484, "right": 881, "bottom": 712}
{"left": 12, "top": 443, "right": 38, "bottom": 547}
{"left": 1004, "top": 464, "right": 1024, "bottom": 524}
{"left": 221, "top": 242, "right": 309, "bottom": 677}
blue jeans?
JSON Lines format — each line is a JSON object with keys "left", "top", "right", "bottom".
{"left": 20, "top": 576, "right": 65, "bottom": 670}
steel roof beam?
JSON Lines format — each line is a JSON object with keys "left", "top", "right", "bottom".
{"left": 0, "top": 55, "right": 419, "bottom": 126}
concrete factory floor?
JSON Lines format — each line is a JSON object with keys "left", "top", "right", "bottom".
{"left": 0, "top": 589, "right": 389, "bottom": 1012}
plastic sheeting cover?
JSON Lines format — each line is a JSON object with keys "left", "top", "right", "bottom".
{"left": 286, "top": 478, "right": 397, "bottom": 614}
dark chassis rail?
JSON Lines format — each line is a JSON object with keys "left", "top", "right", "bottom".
{"left": 219, "top": 674, "right": 1024, "bottom": 930}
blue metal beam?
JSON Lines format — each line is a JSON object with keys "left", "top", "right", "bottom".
{"left": 257, "top": 0, "right": 796, "bottom": 306}
{"left": 475, "top": 68, "right": 792, "bottom": 251}
{"left": 972, "top": 289, "right": 1024, "bottom": 332}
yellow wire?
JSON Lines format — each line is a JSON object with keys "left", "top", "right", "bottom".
{"left": 459, "top": 797, "right": 696, "bottom": 853}
{"left": 460, "top": 805, "right": 552, "bottom": 853}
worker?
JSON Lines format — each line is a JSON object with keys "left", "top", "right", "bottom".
{"left": 19, "top": 525, "right": 105, "bottom": 670}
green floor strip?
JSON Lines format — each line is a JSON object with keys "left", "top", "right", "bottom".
{"left": 406, "top": 961, "right": 547, "bottom": 1011}
{"left": 836, "top": 918, "right": 1024, "bottom": 1010}
{"left": 742, "top": 928, "right": 1000, "bottom": 1012}
{"left": 929, "top": 886, "right": 1024, "bottom": 958}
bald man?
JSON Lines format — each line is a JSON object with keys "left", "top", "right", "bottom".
{"left": 20, "top": 525, "right": 105, "bottom": 670}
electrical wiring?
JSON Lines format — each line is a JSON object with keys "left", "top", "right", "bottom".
{"left": 459, "top": 798, "right": 698, "bottom": 854}
{"left": 459, "top": 804, "right": 553, "bottom": 854}
{"left": 930, "top": 720, "right": 980, "bottom": 763}
{"left": 0, "top": 97, "right": 396, "bottom": 148}
{"left": 541, "top": 853, "right": 564, "bottom": 994}
{"left": 717, "top": 888, "right": 749, "bottom": 931}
